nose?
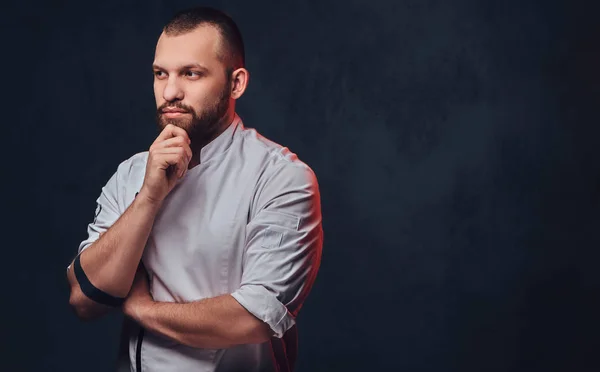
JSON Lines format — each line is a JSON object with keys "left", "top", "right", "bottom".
{"left": 162, "top": 76, "right": 184, "bottom": 102}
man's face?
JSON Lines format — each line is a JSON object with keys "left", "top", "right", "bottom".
{"left": 153, "top": 25, "right": 231, "bottom": 143}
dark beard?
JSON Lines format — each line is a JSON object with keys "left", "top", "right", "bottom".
{"left": 155, "top": 81, "right": 231, "bottom": 146}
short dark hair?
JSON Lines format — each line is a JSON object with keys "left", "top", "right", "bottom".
{"left": 163, "top": 7, "right": 245, "bottom": 72}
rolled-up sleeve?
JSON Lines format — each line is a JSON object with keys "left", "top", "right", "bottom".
{"left": 79, "top": 172, "right": 122, "bottom": 252}
{"left": 67, "top": 169, "right": 122, "bottom": 271}
{"left": 231, "top": 163, "right": 323, "bottom": 338}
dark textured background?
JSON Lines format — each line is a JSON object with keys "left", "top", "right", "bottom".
{"left": 3, "top": 0, "right": 600, "bottom": 371}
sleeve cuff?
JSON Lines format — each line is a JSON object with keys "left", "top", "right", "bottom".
{"left": 66, "top": 243, "right": 93, "bottom": 272}
{"left": 231, "top": 284, "right": 296, "bottom": 338}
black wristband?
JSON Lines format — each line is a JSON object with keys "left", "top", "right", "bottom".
{"left": 74, "top": 253, "right": 125, "bottom": 307}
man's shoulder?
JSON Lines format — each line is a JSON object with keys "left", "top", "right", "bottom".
{"left": 237, "top": 126, "right": 318, "bottom": 187}
{"left": 111, "top": 151, "right": 148, "bottom": 185}
{"left": 125, "top": 151, "right": 149, "bottom": 164}
{"left": 238, "top": 126, "right": 310, "bottom": 170}
{"left": 116, "top": 151, "right": 147, "bottom": 172}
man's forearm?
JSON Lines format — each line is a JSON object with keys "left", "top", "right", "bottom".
{"left": 68, "top": 193, "right": 162, "bottom": 299}
{"left": 131, "top": 295, "right": 272, "bottom": 349}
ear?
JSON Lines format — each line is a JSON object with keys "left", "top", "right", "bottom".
{"left": 230, "top": 68, "right": 249, "bottom": 99}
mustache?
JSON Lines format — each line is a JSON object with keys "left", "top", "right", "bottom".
{"left": 157, "top": 102, "right": 194, "bottom": 114}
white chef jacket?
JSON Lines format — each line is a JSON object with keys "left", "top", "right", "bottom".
{"left": 75, "top": 113, "right": 323, "bottom": 371}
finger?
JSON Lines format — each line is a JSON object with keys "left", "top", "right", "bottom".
{"left": 153, "top": 136, "right": 189, "bottom": 149}
{"left": 151, "top": 137, "right": 192, "bottom": 160}
{"left": 151, "top": 150, "right": 190, "bottom": 178}
{"left": 153, "top": 124, "right": 190, "bottom": 144}
{"left": 151, "top": 152, "right": 189, "bottom": 176}
{"left": 174, "top": 151, "right": 189, "bottom": 179}
{"left": 151, "top": 147, "right": 191, "bottom": 164}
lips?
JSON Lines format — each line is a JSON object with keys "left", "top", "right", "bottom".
{"left": 161, "top": 108, "right": 190, "bottom": 118}
{"left": 162, "top": 109, "right": 188, "bottom": 113}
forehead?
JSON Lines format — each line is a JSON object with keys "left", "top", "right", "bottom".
{"left": 154, "top": 25, "right": 223, "bottom": 69}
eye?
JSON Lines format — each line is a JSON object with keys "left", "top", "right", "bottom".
{"left": 154, "top": 70, "right": 167, "bottom": 79}
{"left": 184, "top": 70, "right": 203, "bottom": 79}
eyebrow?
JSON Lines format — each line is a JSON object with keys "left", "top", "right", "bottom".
{"left": 152, "top": 63, "right": 210, "bottom": 72}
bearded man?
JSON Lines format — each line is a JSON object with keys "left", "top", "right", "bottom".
{"left": 67, "top": 6, "right": 323, "bottom": 372}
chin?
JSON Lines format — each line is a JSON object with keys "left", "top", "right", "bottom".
{"left": 160, "top": 117, "right": 193, "bottom": 131}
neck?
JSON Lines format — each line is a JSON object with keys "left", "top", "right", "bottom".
{"left": 188, "top": 111, "right": 235, "bottom": 169}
